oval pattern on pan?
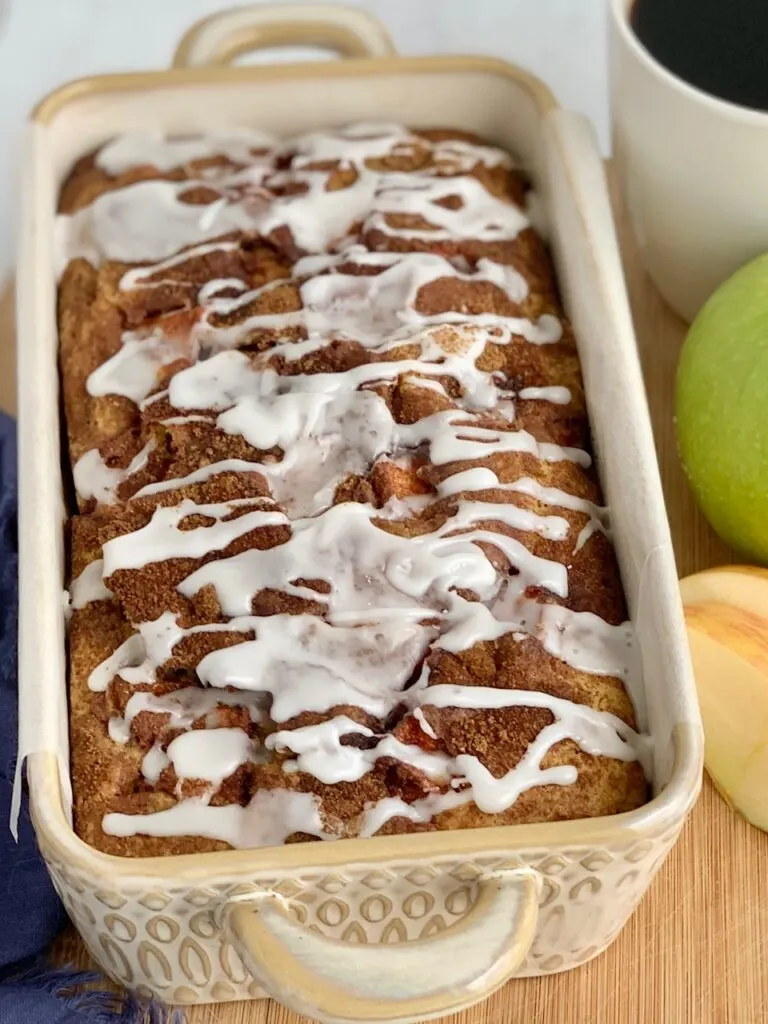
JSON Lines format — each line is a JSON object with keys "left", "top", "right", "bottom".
{"left": 146, "top": 915, "right": 180, "bottom": 944}
{"left": 98, "top": 934, "right": 133, "bottom": 985}
{"left": 219, "top": 939, "right": 248, "bottom": 984}
{"left": 104, "top": 913, "right": 136, "bottom": 943}
{"left": 179, "top": 936, "right": 212, "bottom": 986}
{"left": 360, "top": 893, "right": 392, "bottom": 923}
{"left": 138, "top": 940, "right": 173, "bottom": 988}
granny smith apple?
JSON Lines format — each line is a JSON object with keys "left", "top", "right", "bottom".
{"left": 676, "top": 253, "right": 768, "bottom": 563}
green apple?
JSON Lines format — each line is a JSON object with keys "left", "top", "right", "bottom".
{"left": 676, "top": 253, "right": 768, "bottom": 564}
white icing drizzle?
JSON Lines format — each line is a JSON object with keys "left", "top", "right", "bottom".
{"left": 69, "top": 559, "right": 113, "bottom": 609}
{"left": 96, "top": 129, "right": 278, "bottom": 176}
{"left": 356, "top": 678, "right": 647, "bottom": 835}
{"left": 258, "top": 683, "right": 644, "bottom": 815}
{"left": 196, "top": 615, "right": 434, "bottom": 723}
{"left": 85, "top": 243, "right": 562, "bottom": 420}
{"left": 215, "top": 388, "right": 394, "bottom": 516}
{"left": 365, "top": 173, "right": 530, "bottom": 242}
{"left": 166, "top": 727, "right": 254, "bottom": 784}
{"left": 133, "top": 459, "right": 267, "bottom": 499}
{"left": 88, "top": 634, "right": 146, "bottom": 693}
{"left": 142, "top": 745, "right": 170, "bottom": 784}
{"left": 288, "top": 122, "right": 510, "bottom": 174}
{"left": 56, "top": 178, "right": 269, "bottom": 274}
{"left": 291, "top": 250, "right": 549, "bottom": 344}
{"left": 519, "top": 385, "right": 572, "bottom": 405}
{"left": 198, "top": 277, "right": 249, "bottom": 302}
{"left": 164, "top": 498, "right": 570, "bottom": 616}
{"left": 119, "top": 240, "right": 240, "bottom": 292}
{"left": 108, "top": 686, "right": 264, "bottom": 747}
{"left": 94, "top": 612, "right": 432, "bottom": 723}
{"left": 114, "top": 346, "right": 585, "bottom": 517}
{"left": 160, "top": 415, "right": 211, "bottom": 426}
{"left": 413, "top": 706, "right": 438, "bottom": 740}
{"left": 60, "top": 124, "right": 524, "bottom": 278}
{"left": 266, "top": 169, "right": 378, "bottom": 254}
{"left": 531, "top": 605, "right": 639, "bottom": 683}
{"left": 360, "top": 796, "right": 431, "bottom": 837}
{"left": 266, "top": 716, "right": 453, "bottom": 785}
{"left": 435, "top": 468, "right": 609, "bottom": 549}
{"left": 86, "top": 329, "right": 189, "bottom": 405}
{"left": 102, "top": 789, "right": 330, "bottom": 847}
{"left": 61, "top": 123, "right": 649, "bottom": 845}
{"left": 73, "top": 440, "right": 155, "bottom": 504}
{"left": 101, "top": 491, "right": 570, "bottom": 611}
{"left": 102, "top": 499, "right": 287, "bottom": 573}
{"left": 427, "top": 683, "right": 649, "bottom": 797}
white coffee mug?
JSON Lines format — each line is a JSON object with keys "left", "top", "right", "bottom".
{"left": 609, "top": 0, "right": 768, "bottom": 322}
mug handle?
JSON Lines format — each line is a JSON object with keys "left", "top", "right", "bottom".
{"left": 224, "top": 869, "right": 539, "bottom": 1024}
{"left": 172, "top": 3, "right": 397, "bottom": 68}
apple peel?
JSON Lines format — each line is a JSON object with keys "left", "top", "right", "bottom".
{"left": 680, "top": 565, "right": 768, "bottom": 831}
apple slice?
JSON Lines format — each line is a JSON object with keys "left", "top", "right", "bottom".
{"left": 680, "top": 566, "right": 768, "bottom": 831}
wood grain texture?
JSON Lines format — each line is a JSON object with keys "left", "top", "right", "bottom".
{"left": 0, "top": 276, "right": 14, "bottom": 417}
{"left": 7, "top": 169, "right": 768, "bottom": 1024}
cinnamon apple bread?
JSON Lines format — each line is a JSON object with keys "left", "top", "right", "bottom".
{"left": 58, "top": 123, "right": 648, "bottom": 856}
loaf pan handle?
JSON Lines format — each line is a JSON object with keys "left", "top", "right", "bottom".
{"left": 172, "top": 3, "right": 397, "bottom": 68}
{"left": 224, "top": 869, "right": 539, "bottom": 1023}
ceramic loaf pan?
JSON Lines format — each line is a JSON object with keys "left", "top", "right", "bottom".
{"left": 15, "top": 6, "right": 703, "bottom": 1021}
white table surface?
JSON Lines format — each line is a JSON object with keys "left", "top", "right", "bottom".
{"left": 0, "top": 0, "right": 609, "bottom": 279}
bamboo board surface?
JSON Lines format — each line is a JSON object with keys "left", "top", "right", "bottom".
{"left": 3, "top": 168, "right": 768, "bottom": 1024}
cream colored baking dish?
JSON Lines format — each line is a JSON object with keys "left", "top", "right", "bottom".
{"left": 15, "top": 6, "right": 703, "bottom": 1022}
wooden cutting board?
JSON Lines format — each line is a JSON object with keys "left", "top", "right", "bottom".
{"left": 4, "top": 169, "right": 768, "bottom": 1024}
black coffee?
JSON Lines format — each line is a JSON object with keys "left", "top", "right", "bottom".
{"left": 631, "top": 0, "right": 768, "bottom": 111}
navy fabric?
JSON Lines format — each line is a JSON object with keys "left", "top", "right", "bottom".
{"left": 0, "top": 413, "right": 183, "bottom": 1023}
{"left": 0, "top": 415, "right": 68, "bottom": 968}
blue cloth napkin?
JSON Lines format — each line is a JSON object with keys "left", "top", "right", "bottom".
{"left": 0, "top": 413, "right": 183, "bottom": 1023}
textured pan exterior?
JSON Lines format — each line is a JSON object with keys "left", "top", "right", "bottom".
{"left": 31, "top": 743, "right": 695, "bottom": 1003}
{"left": 18, "top": 36, "right": 702, "bottom": 1012}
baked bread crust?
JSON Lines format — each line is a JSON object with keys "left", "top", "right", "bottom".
{"left": 59, "top": 124, "right": 647, "bottom": 856}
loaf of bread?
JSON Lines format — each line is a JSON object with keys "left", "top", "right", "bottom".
{"left": 58, "top": 123, "right": 648, "bottom": 856}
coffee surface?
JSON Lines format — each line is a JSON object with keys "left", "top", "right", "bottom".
{"left": 632, "top": 0, "right": 768, "bottom": 111}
